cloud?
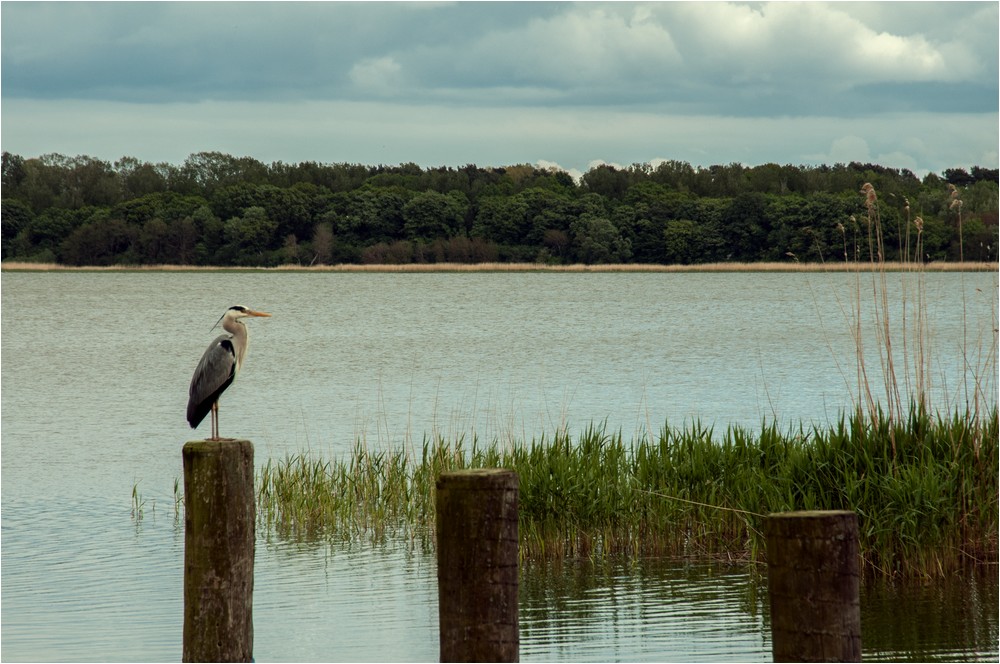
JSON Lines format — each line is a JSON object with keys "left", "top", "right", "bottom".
{"left": 349, "top": 57, "right": 404, "bottom": 96}
{"left": 470, "top": 6, "right": 682, "bottom": 86}
{"left": 658, "top": 2, "right": 977, "bottom": 94}
{"left": 3, "top": 2, "right": 994, "bottom": 113}
{"left": 1, "top": 2, "right": 995, "bottom": 174}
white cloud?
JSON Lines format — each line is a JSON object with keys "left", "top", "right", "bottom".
{"left": 349, "top": 56, "right": 404, "bottom": 95}
{"left": 659, "top": 2, "right": 972, "bottom": 89}
{"left": 438, "top": 5, "right": 682, "bottom": 89}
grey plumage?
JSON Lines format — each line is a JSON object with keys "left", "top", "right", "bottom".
{"left": 187, "top": 305, "right": 271, "bottom": 439}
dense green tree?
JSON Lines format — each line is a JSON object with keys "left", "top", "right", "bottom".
{"left": 137, "top": 218, "right": 171, "bottom": 264}
{"left": 2, "top": 152, "right": 27, "bottom": 190}
{"left": 471, "top": 195, "right": 530, "bottom": 245}
{"left": 333, "top": 187, "right": 409, "bottom": 246}
{"left": 721, "top": 192, "right": 770, "bottom": 260}
{"left": 402, "top": 190, "right": 468, "bottom": 241}
{"left": 0, "top": 150, "right": 994, "bottom": 265}
{"left": 764, "top": 193, "right": 855, "bottom": 262}
{"left": 943, "top": 168, "right": 975, "bottom": 187}
{"left": 650, "top": 159, "right": 698, "bottom": 192}
{"left": 1, "top": 199, "right": 34, "bottom": 256}
{"left": 222, "top": 206, "right": 277, "bottom": 258}
{"left": 663, "top": 219, "right": 701, "bottom": 264}
{"left": 61, "top": 217, "right": 137, "bottom": 266}
{"left": 570, "top": 213, "right": 631, "bottom": 263}
{"left": 115, "top": 157, "right": 168, "bottom": 198}
{"left": 179, "top": 152, "right": 269, "bottom": 194}
{"left": 21, "top": 207, "right": 86, "bottom": 253}
{"left": 52, "top": 155, "right": 122, "bottom": 208}
{"left": 581, "top": 164, "right": 633, "bottom": 199}
{"left": 212, "top": 183, "right": 313, "bottom": 242}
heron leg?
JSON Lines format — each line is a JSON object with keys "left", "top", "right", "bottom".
{"left": 210, "top": 401, "right": 219, "bottom": 440}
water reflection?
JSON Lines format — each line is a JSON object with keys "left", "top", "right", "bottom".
{"left": 0, "top": 498, "right": 183, "bottom": 661}
{"left": 861, "top": 569, "right": 1000, "bottom": 662}
{"left": 521, "top": 558, "right": 771, "bottom": 662}
{"left": 254, "top": 539, "right": 439, "bottom": 663}
{"left": 2, "top": 496, "right": 997, "bottom": 662}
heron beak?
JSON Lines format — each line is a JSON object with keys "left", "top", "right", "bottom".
{"left": 248, "top": 310, "right": 272, "bottom": 317}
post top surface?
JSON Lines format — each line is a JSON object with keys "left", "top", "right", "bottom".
{"left": 183, "top": 439, "right": 255, "bottom": 453}
{"left": 436, "top": 468, "right": 519, "bottom": 490}
{"left": 440, "top": 468, "right": 515, "bottom": 477}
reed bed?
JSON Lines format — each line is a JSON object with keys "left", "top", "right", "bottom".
{"left": 257, "top": 408, "right": 998, "bottom": 578}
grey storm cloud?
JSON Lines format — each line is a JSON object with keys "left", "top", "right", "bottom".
{"left": 1, "top": 2, "right": 996, "bottom": 176}
{"left": 3, "top": 1, "right": 995, "bottom": 113}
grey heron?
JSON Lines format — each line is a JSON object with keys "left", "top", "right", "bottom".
{"left": 187, "top": 305, "right": 271, "bottom": 440}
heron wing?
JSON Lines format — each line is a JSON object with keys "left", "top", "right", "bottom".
{"left": 186, "top": 334, "right": 237, "bottom": 428}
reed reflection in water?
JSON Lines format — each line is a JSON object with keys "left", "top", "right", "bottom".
{"left": 520, "top": 558, "right": 770, "bottom": 662}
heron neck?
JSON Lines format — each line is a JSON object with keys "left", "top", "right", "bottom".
{"left": 222, "top": 317, "right": 249, "bottom": 372}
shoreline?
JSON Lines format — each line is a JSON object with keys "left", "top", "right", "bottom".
{"left": 2, "top": 260, "right": 997, "bottom": 273}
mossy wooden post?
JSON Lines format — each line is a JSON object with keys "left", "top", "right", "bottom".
{"left": 766, "top": 510, "right": 861, "bottom": 662}
{"left": 182, "top": 439, "right": 255, "bottom": 663}
{"left": 436, "top": 469, "right": 519, "bottom": 663}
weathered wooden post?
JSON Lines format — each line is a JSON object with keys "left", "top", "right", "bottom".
{"left": 182, "top": 439, "right": 255, "bottom": 663}
{"left": 766, "top": 510, "right": 861, "bottom": 662}
{"left": 436, "top": 469, "right": 519, "bottom": 662}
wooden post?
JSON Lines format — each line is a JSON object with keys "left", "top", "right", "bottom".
{"left": 766, "top": 510, "right": 861, "bottom": 662}
{"left": 436, "top": 469, "right": 519, "bottom": 663}
{"left": 182, "top": 439, "right": 255, "bottom": 663}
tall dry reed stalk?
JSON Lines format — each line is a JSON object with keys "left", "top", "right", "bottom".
{"left": 842, "top": 181, "right": 997, "bottom": 468}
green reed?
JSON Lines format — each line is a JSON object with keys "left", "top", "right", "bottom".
{"left": 256, "top": 406, "right": 997, "bottom": 578}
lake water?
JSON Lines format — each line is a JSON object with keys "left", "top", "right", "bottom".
{"left": 1, "top": 270, "right": 997, "bottom": 661}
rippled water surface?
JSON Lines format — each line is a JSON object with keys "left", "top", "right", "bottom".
{"left": 2, "top": 271, "right": 997, "bottom": 661}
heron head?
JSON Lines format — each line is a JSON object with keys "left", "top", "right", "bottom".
{"left": 229, "top": 305, "right": 272, "bottom": 319}
{"left": 212, "top": 305, "right": 272, "bottom": 330}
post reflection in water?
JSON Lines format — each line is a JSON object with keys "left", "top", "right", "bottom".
{"left": 519, "top": 557, "right": 999, "bottom": 663}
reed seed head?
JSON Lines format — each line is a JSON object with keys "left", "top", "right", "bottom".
{"left": 860, "top": 182, "right": 877, "bottom": 208}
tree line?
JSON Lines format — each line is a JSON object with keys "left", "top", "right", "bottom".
{"left": 2, "top": 151, "right": 996, "bottom": 266}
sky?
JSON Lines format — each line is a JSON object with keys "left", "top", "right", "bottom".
{"left": 1, "top": 1, "right": 997, "bottom": 180}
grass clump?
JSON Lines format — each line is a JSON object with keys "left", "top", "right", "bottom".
{"left": 256, "top": 406, "right": 997, "bottom": 579}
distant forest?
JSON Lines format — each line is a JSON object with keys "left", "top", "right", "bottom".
{"left": 2, "top": 151, "right": 997, "bottom": 267}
